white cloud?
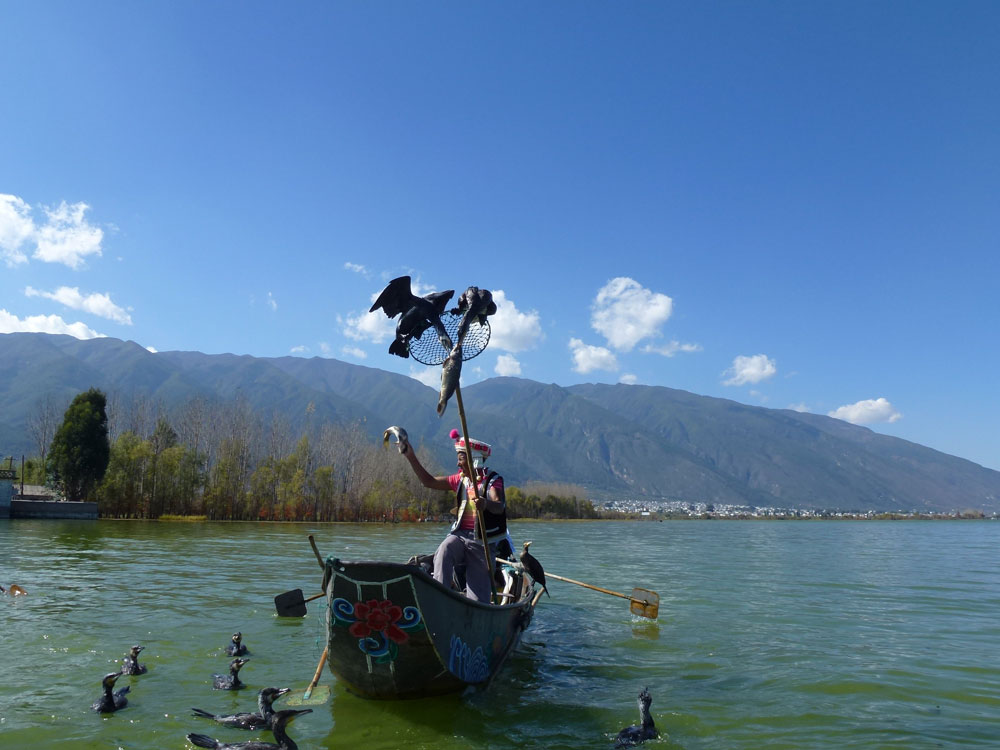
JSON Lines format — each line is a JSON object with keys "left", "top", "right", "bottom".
{"left": 619, "top": 373, "right": 638, "bottom": 385}
{"left": 0, "top": 308, "right": 104, "bottom": 339}
{"left": 0, "top": 195, "right": 105, "bottom": 269}
{"left": 342, "top": 309, "right": 395, "bottom": 343}
{"left": 409, "top": 365, "right": 441, "bottom": 388}
{"left": 33, "top": 201, "right": 104, "bottom": 269}
{"left": 828, "top": 398, "right": 902, "bottom": 425}
{"left": 344, "top": 262, "right": 369, "bottom": 276}
{"left": 341, "top": 345, "right": 367, "bottom": 360}
{"left": 25, "top": 285, "right": 132, "bottom": 325}
{"left": 145, "top": 345, "right": 158, "bottom": 353}
{"left": 495, "top": 353, "right": 521, "bottom": 376}
{"left": 591, "top": 277, "right": 673, "bottom": 352}
{"left": 409, "top": 277, "right": 441, "bottom": 297}
{"left": 290, "top": 345, "right": 308, "bottom": 354}
{"left": 489, "top": 290, "right": 543, "bottom": 353}
{"left": 319, "top": 342, "right": 332, "bottom": 355}
{"left": 569, "top": 337, "right": 618, "bottom": 374}
{"left": 0, "top": 194, "right": 33, "bottom": 266}
{"left": 788, "top": 402, "right": 810, "bottom": 413}
{"left": 267, "top": 292, "right": 277, "bottom": 312}
{"left": 722, "top": 354, "right": 777, "bottom": 386}
{"left": 642, "top": 340, "right": 702, "bottom": 357}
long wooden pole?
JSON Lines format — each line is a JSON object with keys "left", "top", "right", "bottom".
{"left": 544, "top": 572, "right": 641, "bottom": 603}
{"left": 496, "top": 559, "right": 659, "bottom": 616}
{"left": 453, "top": 383, "right": 498, "bottom": 602}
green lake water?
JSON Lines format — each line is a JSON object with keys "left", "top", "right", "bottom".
{"left": 1, "top": 519, "right": 998, "bottom": 749}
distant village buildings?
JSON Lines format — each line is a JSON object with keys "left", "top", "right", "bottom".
{"left": 600, "top": 497, "right": 994, "bottom": 520}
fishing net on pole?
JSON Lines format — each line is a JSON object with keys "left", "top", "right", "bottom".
{"left": 408, "top": 312, "right": 491, "bottom": 365}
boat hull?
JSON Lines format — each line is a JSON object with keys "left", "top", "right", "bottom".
{"left": 324, "top": 558, "right": 535, "bottom": 699}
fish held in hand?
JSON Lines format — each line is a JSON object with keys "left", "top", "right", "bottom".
{"left": 436, "top": 347, "right": 462, "bottom": 417}
{"left": 382, "top": 426, "right": 410, "bottom": 455}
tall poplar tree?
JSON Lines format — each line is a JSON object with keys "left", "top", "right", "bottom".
{"left": 47, "top": 388, "right": 110, "bottom": 502}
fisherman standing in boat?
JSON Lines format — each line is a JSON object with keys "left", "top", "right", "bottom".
{"left": 400, "top": 429, "right": 511, "bottom": 602}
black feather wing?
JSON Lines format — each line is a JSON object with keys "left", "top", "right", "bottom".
{"left": 369, "top": 276, "right": 416, "bottom": 317}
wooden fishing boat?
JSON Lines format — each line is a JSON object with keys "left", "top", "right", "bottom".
{"left": 322, "top": 556, "right": 539, "bottom": 699}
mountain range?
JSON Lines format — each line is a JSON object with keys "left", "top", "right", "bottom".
{"left": 1, "top": 332, "right": 997, "bottom": 513}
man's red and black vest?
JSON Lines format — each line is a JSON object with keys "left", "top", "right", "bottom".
{"left": 450, "top": 471, "right": 507, "bottom": 543}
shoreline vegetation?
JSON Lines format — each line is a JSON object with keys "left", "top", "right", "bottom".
{"left": 16, "top": 394, "right": 605, "bottom": 522}
{"left": 145, "top": 512, "right": 993, "bottom": 523}
{"left": 13, "top": 392, "right": 994, "bottom": 523}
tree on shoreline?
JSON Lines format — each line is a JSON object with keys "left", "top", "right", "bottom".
{"left": 47, "top": 388, "right": 110, "bottom": 502}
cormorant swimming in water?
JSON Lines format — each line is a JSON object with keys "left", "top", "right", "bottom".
{"left": 186, "top": 707, "right": 313, "bottom": 750}
{"left": 520, "top": 541, "right": 549, "bottom": 596}
{"left": 214, "top": 657, "right": 249, "bottom": 690}
{"left": 121, "top": 644, "right": 147, "bottom": 675}
{"left": 191, "top": 686, "right": 290, "bottom": 729}
{"left": 225, "top": 631, "right": 248, "bottom": 656}
{"left": 92, "top": 671, "right": 129, "bottom": 713}
{"left": 614, "top": 687, "right": 658, "bottom": 747}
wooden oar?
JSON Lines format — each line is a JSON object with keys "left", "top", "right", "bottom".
{"left": 274, "top": 537, "right": 328, "bottom": 616}
{"left": 285, "top": 647, "right": 331, "bottom": 706}
{"left": 549, "top": 572, "right": 659, "bottom": 619}
{"left": 308, "top": 534, "right": 325, "bottom": 569}
{"left": 498, "top": 560, "right": 659, "bottom": 619}
{"left": 282, "top": 534, "right": 332, "bottom": 706}
{"left": 274, "top": 589, "right": 325, "bottom": 617}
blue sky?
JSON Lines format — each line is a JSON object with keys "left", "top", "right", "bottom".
{"left": 2, "top": 2, "right": 998, "bottom": 470}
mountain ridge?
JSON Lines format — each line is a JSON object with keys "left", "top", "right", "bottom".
{"left": 1, "top": 332, "right": 997, "bottom": 513}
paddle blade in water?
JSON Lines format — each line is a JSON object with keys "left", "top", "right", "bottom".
{"left": 274, "top": 589, "right": 307, "bottom": 617}
{"left": 630, "top": 587, "right": 659, "bottom": 619}
{"left": 284, "top": 684, "right": 331, "bottom": 706}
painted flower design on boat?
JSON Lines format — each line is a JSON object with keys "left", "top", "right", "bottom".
{"left": 332, "top": 597, "right": 423, "bottom": 663}
{"left": 349, "top": 600, "right": 408, "bottom": 642}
